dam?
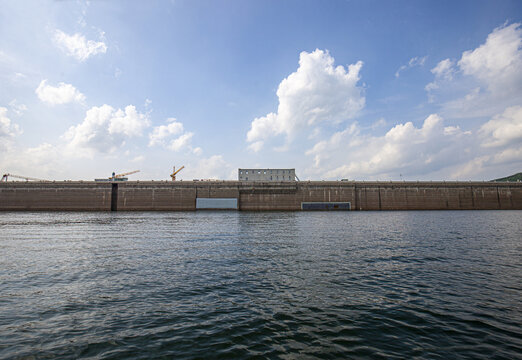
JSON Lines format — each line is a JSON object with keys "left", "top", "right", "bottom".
{"left": 0, "top": 180, "right": 521, "bottom": 211}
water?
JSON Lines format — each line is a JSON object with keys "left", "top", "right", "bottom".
{"left": 0, "top": 211, "right": 521, "bottom": 359}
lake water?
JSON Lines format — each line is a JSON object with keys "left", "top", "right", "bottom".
{"left": 1, "top": 211, "right": 521, "bottom": 359}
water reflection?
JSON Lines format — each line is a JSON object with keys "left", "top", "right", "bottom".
{"left": 0, "top": 210, "right": 521, "bottom": 359}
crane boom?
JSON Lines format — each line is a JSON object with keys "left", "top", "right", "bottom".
{"left": 173, "top": 166, "right": 184, "bottom": 175}
{"left": 1, "top": 173, "right": 49, "bottom": 182}
{"left": 170, "top": 165, "right": 185, "bottom": 181}
{"left": 111, "top": 170, "right": 140, "bottom": 179}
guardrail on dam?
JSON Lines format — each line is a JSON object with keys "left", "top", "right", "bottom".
{"left": 1, "top": 181, "right": 521, "bottom": 211}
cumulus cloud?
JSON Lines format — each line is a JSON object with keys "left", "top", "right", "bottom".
{"left": 428, "top": 22, "right": 522, "bottom": 116}
{"left": 0, "top": 107, "right": 22, "bottom": 142}
{"left": 148, "top": 118, "right": 184, "bottom": 146}
{"left": 451, "top": 145, "right": 522, "bottom": 180}
{"left": 148, "top": 118, "right": 198, "bottom": 153}
{"left": 247, "top": 141, "right": 264, "bottom": 152}
{"left": 64, "top": 104, "right": 150, "bottom": 155}
{"left": 395, "top": 56, "right": 427, "bottom": 78}
{"left": 306, "top": 114, "right": 472, "bottom": 179}
{"left": 107, "top": 106, "right": 150, "bottom": 137}
{"left": 425, "top": 59, "right": 455, "bottom": 93}
{"left": 168, "top": 132, "right": 194, "bottom": 152}
{"left": 36, "top": 80, "right": 86, "bottom": 105}
{"left": 458, "top": 22, "right": 522, "bottom": 94}
{"left": 431, "top": 58, "right": 454, "bottom": 80}
{"left": 480, "top": 105, "right": 522, "bottom": 147}
{"left": 53, "top": 29, "right": 107, "bottom": 61}
{"left": 246, "top": 49, "right": 365, "bottom": 151}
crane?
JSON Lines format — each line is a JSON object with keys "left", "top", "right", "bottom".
{"left": 1, "top": 173, "right": 49, "bottom": 182}
{"left": 109, "top": 170, "right": 140, "bottom": 181}
{"left": 170, "top": 166, "right": 185, "bottom": 181}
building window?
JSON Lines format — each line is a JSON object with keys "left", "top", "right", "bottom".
{"left": 263, "top": 171, "right": 266, "bottom": 174}
{"left": 246, "top": 171, "right": 248, "bottom": 174}
{"left": 270, "top": 176, "right": 272, "bottom": 180}
{"left": 239, "top": 171, "right": 242, "bottom": 175}
{"left": 258, "top": 171, "right": 261, "bottom": 174}
{"left": 246, "top": 177, "right": 248, "bottom": 180}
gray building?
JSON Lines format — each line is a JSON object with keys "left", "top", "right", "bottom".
{"left": 238, "top": 168, "right": 297, "bottom": 181}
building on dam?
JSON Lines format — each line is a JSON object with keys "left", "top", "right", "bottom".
{"left": 238, "top": 168, "right": 297, "bottom": 181}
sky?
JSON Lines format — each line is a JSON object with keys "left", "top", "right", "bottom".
{"left": 1, "top": 0, "right": 521, "bottom": 181}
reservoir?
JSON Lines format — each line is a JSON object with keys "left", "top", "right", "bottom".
{"left": 1, "top": 211, "right": 521, "bottom": 358}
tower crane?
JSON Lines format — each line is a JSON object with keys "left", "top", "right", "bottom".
{"left": 170, "top": 166, "right": 184, "bottom": 181}
{"left": 109, "top": 170, "right": 140, "bottom": 181}
{"left": 1, "top": 173, "right": 49, "bottom": 182}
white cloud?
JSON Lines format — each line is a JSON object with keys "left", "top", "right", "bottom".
{"left": 53, "top": 29, "right": 107, "bottom": 61}
{"left": 248, "top": 141, "right": 263, "bottom": 152}
{"left": 450, "top": 145, "right": 522, "bottom": 180}
{"left": 168, "top": 132, "right": 194, "bottom": 151}
{"left": 0, "top": 107, "right": 22, "bottom": 144}
{"left": 108, "top": 105, "right": 150, "bottom": 137}
{"left": 36, "top": 80, "right": 86, "bottom": 105}
{"left": 431, "top": 58, "right": 454, "bottom": 79}
{"left": 246, "top": 49, "right": 365, "bottom": 150}
{"left": 148, "top": 118, "right": 198, "bottom": 153}
{"left": 64, "top": 104, "right": 150, "bottom": 155}
{"left": 458, "top": 22, "right": 522, "bottom": 95}
{"left": 148, "top": 118, "right": 184, "bottom": 146}
{"left": 491, "top": 146, "right": 522, "bottom": 165}
{"left": 428, "top": 23, "right": 522, "bottom": 116}
{"left": 425, "top": 59, "right": 455, "bottom": 98}
{"left": 8, "top": 99, "right": 27, "bottom": 116}
{"left": 395, "top": 56, "right": 427, "bottom": 78}
{"left": 306, "top": 114, "right": 473, "bottom": 179}
{"left": 480, "top": 105, "right": 522, "bottom": 147}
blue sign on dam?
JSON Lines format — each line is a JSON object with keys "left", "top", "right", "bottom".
{"left": 301, "top": 201, "right": 351, "bottom": 210}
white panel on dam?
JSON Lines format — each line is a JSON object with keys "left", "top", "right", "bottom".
{"left": 196, "top": 198, "right": 238, "bottom": 210}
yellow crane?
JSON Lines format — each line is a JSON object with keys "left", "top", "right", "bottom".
{"left": 170, "top": 166, "right": 184, "bottom": 181}
{"left": 109, "top": 170, "right": 140, "bottom": 181}
{"left": 1, "top": 173, "right": 50, "bottom": 182}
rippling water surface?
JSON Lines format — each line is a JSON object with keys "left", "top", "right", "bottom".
{"left": 1, "top": 211, "right": 521, "bottom": 359}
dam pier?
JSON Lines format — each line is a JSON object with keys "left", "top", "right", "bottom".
{"left": 1, "top": 180, "right": 521, "bottom": 211}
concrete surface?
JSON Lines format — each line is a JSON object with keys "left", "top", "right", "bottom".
{"left": 0, "top": 181, "right": 520, "bottom": 211}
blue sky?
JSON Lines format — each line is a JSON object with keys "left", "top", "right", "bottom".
{"left": 1, "top": 0, "right": 521, "bottom": 181}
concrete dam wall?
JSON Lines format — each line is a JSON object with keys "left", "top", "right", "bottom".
{"left": 1, "top": 181, "right": 521, "bottom": 211}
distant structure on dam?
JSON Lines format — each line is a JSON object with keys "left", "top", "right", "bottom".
{"left": 238, "top": 169, "right": 297, "bottom": 182}
{"left": 0, "top": 180, "right": 521, "bottom": 211}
